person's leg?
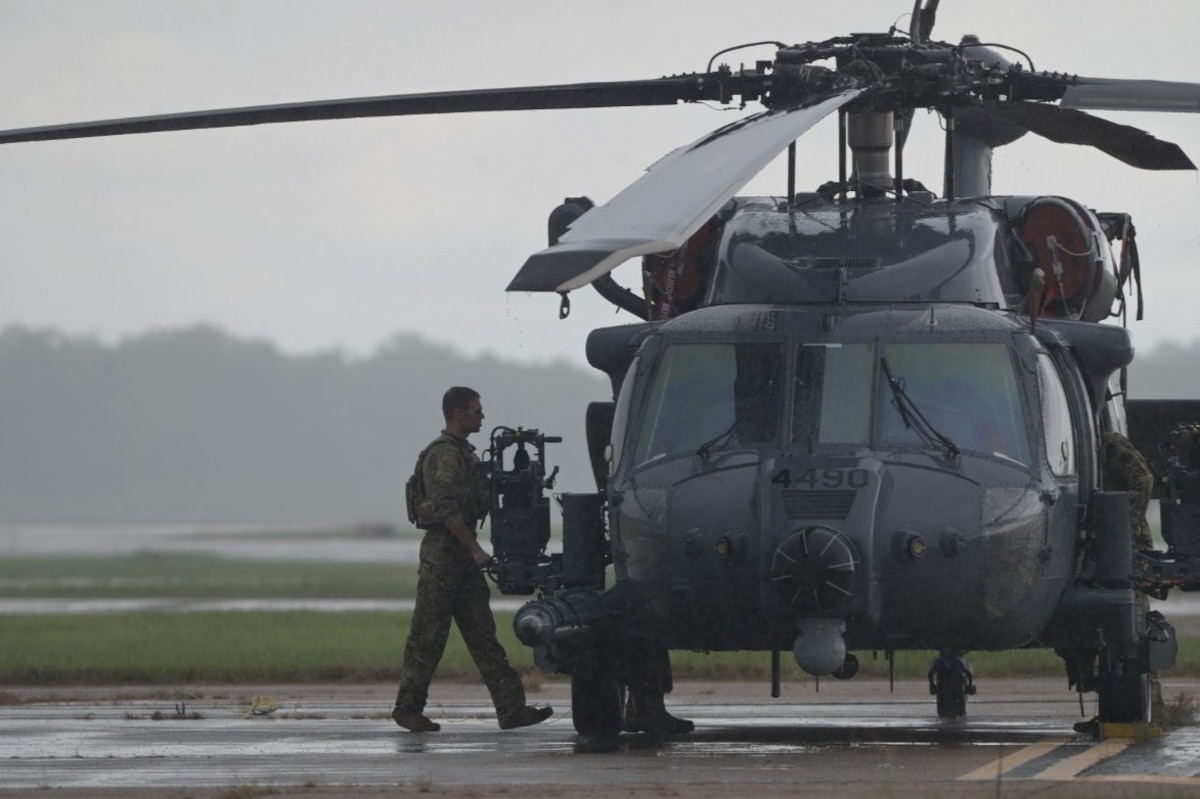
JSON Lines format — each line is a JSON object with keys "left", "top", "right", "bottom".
{"left": 1137, "top": 592, "right": 1165, "bottom": 721}
{"left": 393, "top": 533, "right": 458, "bottom": 730}
{"left": 623, "top": 638, "right": 692, "bottom": 734}
{"left": 453, "top": 566, "right": 551, "bottom": 728}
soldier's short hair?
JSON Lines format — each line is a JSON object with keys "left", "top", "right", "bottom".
{"left": 443, "top": 386, "right": 480, "bottom": 421}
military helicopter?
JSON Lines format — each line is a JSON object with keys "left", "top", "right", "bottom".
{"left": 5, "top": 0, "right": 1200, "bottom": 736}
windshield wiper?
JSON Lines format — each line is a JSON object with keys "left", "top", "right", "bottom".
{"left": 880, "top": 357, "right": 960, "bottom": 459}
{"left": 696, "top": 356, "right": 781, "bottom": 460}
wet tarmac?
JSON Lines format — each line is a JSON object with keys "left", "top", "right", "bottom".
{"left": 2, "top": 679, "right": 1197, "bottom": 795}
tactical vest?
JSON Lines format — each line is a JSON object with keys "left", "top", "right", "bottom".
{"left": 404, "top": 434, "right": 454, "bottom": 530}
{"left": 404, "top": 434, "right": 489, "bottom": 530}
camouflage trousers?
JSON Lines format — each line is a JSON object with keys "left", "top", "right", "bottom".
{"left": 623, "top": 635, "right": 675, "bottom": 696}
{"left": 394, "top": 527, "right": 526, "bottom": 719}
{"left": 1137, "top": 591, "right": 1165, "bottom": 715}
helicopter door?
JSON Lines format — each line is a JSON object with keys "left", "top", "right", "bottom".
{"left": 1035, "top": 351, "right": 1085, "bottom": 565}
{"left": 1018, "top": 197, "right": 1118, "bottom": 323}
{"left": 1036, "top": 352, "right": 1077, "bottom": 477}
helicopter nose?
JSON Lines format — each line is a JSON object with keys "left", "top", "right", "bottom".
{"left": 792, "top": 617, "right": 848, "bottom": 676}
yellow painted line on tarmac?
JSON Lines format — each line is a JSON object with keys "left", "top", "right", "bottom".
{"left": 1031, "top": 738, "right": 1130, "bottom": 781}
{"left": 957, "top": 738, "right": 1067, "bottom": 781}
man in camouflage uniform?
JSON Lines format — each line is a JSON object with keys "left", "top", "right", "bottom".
{"left": 392, "top": 386, "right": 553, "bottom": 732}
{"left": 1100, "top": 430, "right": 1164, "bottom": 718}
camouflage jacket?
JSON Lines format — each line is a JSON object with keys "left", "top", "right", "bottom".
{"left": 416, "top": 431, "right": 490, "bottom": 531}
{"left": 1101, "top": 431, "right": 1154, "bottom": 550}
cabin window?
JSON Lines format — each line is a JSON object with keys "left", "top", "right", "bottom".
{"left": 633, "top": 342, "right": 782, "bottom": 466}
{"left": 608, "top": 356, "right": 639, "bottom": 477}
{"left": 880, "top": 342, "right": 1031, "bottom": 465}
{"left": 792, "top": 343, "right": 874, "bottom": 445}
{"left": 1036, "top": 352, "right": 1077, "bottom": 476}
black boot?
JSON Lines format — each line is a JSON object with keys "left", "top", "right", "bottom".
{"left": 498, "top": 704, "right": 553, "bottom": 730}
{"left": 624, "top": 691, "right": 694, "bottom": 735}
{"left": 391, "top": 707, "right": 440, "bottom": 732}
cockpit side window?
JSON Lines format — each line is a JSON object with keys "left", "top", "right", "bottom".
{"left": 608, "top": 356, "right": 639, "bottom": 478}
{"left": 1037, "top": 352, "right": 1077, "bottom": 476}
{"left": 793, "top": 343, "right": 874, "bottom": 445}
{"left": 632, "top": 342, "right": 781, "bottom": 467}
{"left": 880, "top": 342, "right": 1032, "bottom": 465}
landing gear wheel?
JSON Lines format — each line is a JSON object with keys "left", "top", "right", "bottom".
{"left": 571, "top": 671, "right": 625, "bottom": 736}
{"left": 1097, "top": 650, "right": 1151, "bottom": 724}
{"left": 935, "top": 669, "right": 968, "bottom": 719}
{"left": 928, "top": 651, "right": 975, "bottom": 720}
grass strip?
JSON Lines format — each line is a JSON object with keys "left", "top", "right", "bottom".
{"left": 2, "top": 610, "right": 1199, "bottom": 685}
{"left": 0, "top": 611, "right": 419, "bottom": 684}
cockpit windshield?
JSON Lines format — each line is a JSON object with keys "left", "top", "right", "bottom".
{"left": 633, "top": 342, "right": 782, "bottom": 466}
{"left": 625, "top": 337, "right": 1031, "bottom": 470}
{"left": 880, "top": 342, "right": 1031, "bottom": 465}
{"left": 792, "top": 343, "right": 875, "bottom": 445}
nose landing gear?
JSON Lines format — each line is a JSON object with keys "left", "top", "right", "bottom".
{"left": 928, "top": 650, "right": 976, "bottom": 719}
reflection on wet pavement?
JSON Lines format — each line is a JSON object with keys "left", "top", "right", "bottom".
{"left": 3, "top": 696, "right": 1198, "bottom": 792}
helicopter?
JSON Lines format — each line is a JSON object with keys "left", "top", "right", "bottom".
{"left": 5, "top": 1, "right": 1200, "bottom": 736}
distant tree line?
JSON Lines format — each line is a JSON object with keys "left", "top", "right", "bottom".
{"left": 0, "top": 325, "right": 608, "bottom": 524}
{"left": 1126, "top": 340, "right": 1200, "bottom": 401}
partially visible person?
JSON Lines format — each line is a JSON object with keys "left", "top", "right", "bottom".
{"left": 392, "top": 386, "right": 552, "bottom": 732}
{"left": 622, "top": 637, "right": 694, "bottom": 735}
{"left": 1103, "top": 431, "right": 1155, "bottom": 552}
{"left": 1101, "top": 430, "right": 1164, "bottom": 719}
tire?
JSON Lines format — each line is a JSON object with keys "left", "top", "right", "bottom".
{"left": 935, "top": 668, "right": 968, "bottom": 720}
{"left": 571, "top": 672, "right": 624, "bottom": 736}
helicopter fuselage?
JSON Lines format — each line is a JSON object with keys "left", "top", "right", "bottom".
{"left": 607, "top": 302, "right": 1082, "bottom": 655}
{"left": 506, "top": 191, "right": 1160, "bottom": 731}
{"left": 591, "top": 194, "right": 1127, "bottom": 660}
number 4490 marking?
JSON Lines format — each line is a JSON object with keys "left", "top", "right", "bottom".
{"left": 771, "top": 468, "right": 868, "bottom": 489}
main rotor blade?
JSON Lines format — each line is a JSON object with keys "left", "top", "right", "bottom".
{"left": 1061, "top": 78, "right": 1200, "bottom": 114}
{"left": 507, "top": 88, "right": 862, "bottom": 293}
{"left": 0, "top": 77, "right": 721, "bottom": 145}
{"left": 987, "top": 102, "right": 1195, "bottom": 170}
{"left": 909, "top": 0, "right": 940, "bottom": 44}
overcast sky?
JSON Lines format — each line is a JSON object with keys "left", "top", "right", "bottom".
{"left": 2, "top": 0, "right": 1200, "bottom": 368}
